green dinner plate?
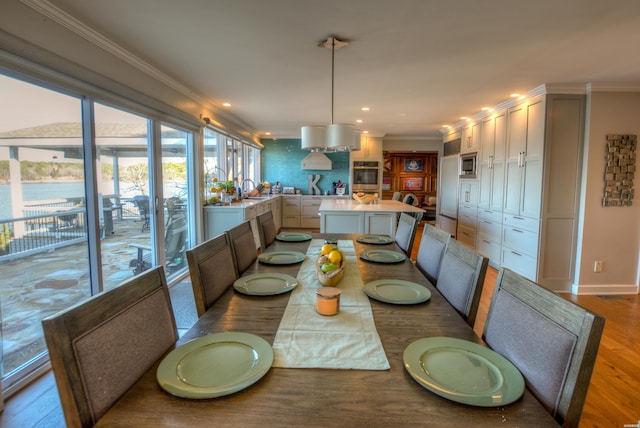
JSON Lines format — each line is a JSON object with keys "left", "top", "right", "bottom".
{"left": 258, "top": 251, "right": 306, "bottom": 265}
{"left": 233, "top": 273, "right": 298, "bottom": 295}
{"left": 275, "top": 232, "right": 312, "bottom": 242}
{"left": 359, "top": 249, "right": 407, "bottom": 263}
{"left": 157, "top": 332, "right": 274, "bottom": 399}
{"left": 403, "top": 337, "right": 525, "bottom": 407}
{"left": 363, "top": 279, "right": 431, "bottom": 304}
{"left": 356, "top": 235, "right": 394, "bottom": 245}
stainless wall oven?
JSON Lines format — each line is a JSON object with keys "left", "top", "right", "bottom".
{"left": 351, "top": 161, "right": 380, "bottom": 192}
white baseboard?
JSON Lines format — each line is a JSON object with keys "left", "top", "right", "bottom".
{"left": 571, "top": 283, "right": 639, "bottom": 295}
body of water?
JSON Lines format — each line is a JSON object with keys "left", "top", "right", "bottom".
{"left": 1, "top": 182, "right": 87, "bottom": 220}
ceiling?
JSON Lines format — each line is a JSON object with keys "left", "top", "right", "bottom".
{"left": 47, "top": 0, "right": 640, "bottom": 140}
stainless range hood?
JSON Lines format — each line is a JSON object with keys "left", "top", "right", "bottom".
{"left": 301, "top": 151, "right": 332, "bottom": 170}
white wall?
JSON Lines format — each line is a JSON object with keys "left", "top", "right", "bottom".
{"left": 575, "top": 91, "right": 640, "bottom": 294}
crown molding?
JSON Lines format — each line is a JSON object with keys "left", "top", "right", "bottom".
{"left": 19, "top": 0, "right": 258, "bottom": 141}
{"left": 440, "top": 83, "right": 593, "bottom": 133}
{"left": 587, "top": 83, "right": 640, "bottom": 93}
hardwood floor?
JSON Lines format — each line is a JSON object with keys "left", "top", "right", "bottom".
{"left": 1, "top": 226, "right": 638, "bottom": 427}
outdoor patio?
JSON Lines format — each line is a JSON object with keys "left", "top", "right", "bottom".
{"left": 0, "top": 214, "right": 194, "bottom": 375}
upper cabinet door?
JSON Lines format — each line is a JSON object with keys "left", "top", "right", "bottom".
{"left": 520, "top": 97, "right": 545, "bottom": 219}
{"left": 503, "top": 96, "right": 545, "bottom": 219}
{"left": 460, "top": 121, "right": 481, "bottom": 154}
{"left": 351, "top": 136, "right": 382, "bottom": 162}
{"left": 478, "top": 110, "right": 506, "bottom": 212}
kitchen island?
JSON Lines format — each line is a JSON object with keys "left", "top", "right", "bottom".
{"left": 319, "top": 198, "right": 424, "bottom": 235}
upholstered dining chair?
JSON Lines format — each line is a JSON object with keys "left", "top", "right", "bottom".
{"left": 42, "top": 266, "right": 178, "bottom": 428}
{"left": 483, "top": 268, "right": 605, "bottom": 428}
{"left": 394, "top": 212, "right": 418, "bottom": 256}
{"left": 186, "top": 233, "right": 238, "bottom": 317}
{"left": 256, "top": 210, "right": 277, "bottom": 252}
{"left": 225, "top": 220, "right": 258, "bottom": 276}
{"left": 414, "top": 224, "right": 451, "bottom": 285}
{"left": 435, "top": 238, "right": 488, "bottom": 327}
{"left": 391, "top": 191, "right": 402, "bottom": 201}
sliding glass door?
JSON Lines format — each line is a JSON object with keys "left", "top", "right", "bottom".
{"left": 0, "top": 73, "right": 195, "bottom": 397}
{"left": 0, "top": 74, "right": 89, "bottom": 393}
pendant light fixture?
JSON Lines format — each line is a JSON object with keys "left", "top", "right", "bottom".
{"left": 301, "top": 35, "right": 360, "bottom": 152}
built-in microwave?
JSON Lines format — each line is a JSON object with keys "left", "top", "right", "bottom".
{"left": 352, "top": 161, "right": 380, "bottom": 191}
{"left": 459, "top": 152, "right": 477, "bottom": 178}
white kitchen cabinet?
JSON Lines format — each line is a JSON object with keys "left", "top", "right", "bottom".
{"left": 364, "top": 212, "right": 397, "bottom": 236}
{"left": 350, "top": 136, "right": 382, "bottom": 162}
{"left": 501, "top": 94, "right": 585, "bottom": 289}
{"left": 476, "top": 209, "right": 503, "bottom": 268}
{"left": 457, "top": 180, "right": 478, "bottom": 249}
{"left": 203, "top": 201, "right": 260, "bottom": 247}
{"left": 300, "top": 195, "right": 323, "bottom": 229}
{"left": 478, "top": 110, "right": 506, "bottom": 212}
{"left": 460, "top": 120, "right": 481, "bottom": 154}
{"left": 503, "top": 97, "right": 545, "bottom": 219}
{"left": 444, "top": 92, "right": 585, "bottom": 290}
{"left": 321, "top": 211, "right": 364, "bottom": 234}
{"left": 282, "top": 195, "right": 300, "bottom": 228}
{"left": 459, "top": 180, "right": 479, "bottom": 206}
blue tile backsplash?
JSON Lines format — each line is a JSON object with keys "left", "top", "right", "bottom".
{"left": 261, "top": 139, "right": 350, "bottom": 195}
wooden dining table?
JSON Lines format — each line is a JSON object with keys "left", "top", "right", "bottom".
{"left": 96, "top": 233, "right": 558, "bottom": 427}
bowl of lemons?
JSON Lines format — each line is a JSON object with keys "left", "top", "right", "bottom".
{"left": 316, "top": 243, "right": 345, "bottom": 287}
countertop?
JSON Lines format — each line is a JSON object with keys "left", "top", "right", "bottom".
{"left": 204, "top": 194, "right": 350, "bottom": 209}
{"left": 319, "top": 199, "right": 424, "bottom": 213}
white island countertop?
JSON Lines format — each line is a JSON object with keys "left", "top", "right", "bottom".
{"left": 318, "top": 198, "right": 424, "bottom": 213}
{"left": 318, "top": 199, "right": 424, "bottom": 235}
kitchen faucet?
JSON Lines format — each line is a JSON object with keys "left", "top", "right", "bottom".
{"left": 240, "top": 178, "right": 255, "bottom": 197}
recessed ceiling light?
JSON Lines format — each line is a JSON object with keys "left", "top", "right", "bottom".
{"left": 222, "top": 102, "right": 231, "bottom": 107}
{"left": 265, "top": 132, "right": 271, "bottom": 136}
{"left": 510, "top": 93, "right": 520, "bottom": 98}
{"left": 356, "top": 119, "right": 363, "bottom": 123}
{"left": 362, "top": 130, "right": 369, "bottom": 134}
{"left": 481, "top": 107, "right": 489, "bottom": 111}
{"left": 361, "top": 107, "right": 370, "bottom": 111}
{"left": 460, "top": 116, "right": 468, "bottom": 120}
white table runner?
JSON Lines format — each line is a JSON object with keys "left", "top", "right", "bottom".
{"left": 272, "top": 239, "right": 390, "bottom": 370}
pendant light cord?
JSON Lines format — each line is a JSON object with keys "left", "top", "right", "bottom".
{"left": 331, "top": 36, "right": 335, "bottom": 125}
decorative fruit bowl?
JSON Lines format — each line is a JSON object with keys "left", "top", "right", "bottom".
{"left": 352, "top": 192, "right": 379, "bottom": 204}
{"left": 315, "top": 245, "right": 345, "bottom": 287}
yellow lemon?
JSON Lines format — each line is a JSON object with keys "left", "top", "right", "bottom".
{"left": 328, "top": 250, "right": 342, "bottom": 265}
{"left": 321, "top": 244, "right": 333, "bottom": 255}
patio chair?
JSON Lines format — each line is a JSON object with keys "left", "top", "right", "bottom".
{"left": 129, "top": 214, "right": 188, "bottom": 275}
{"left": 42, "top": 266, "right": 178, "bottom": 427}
{"left": 225, "top": 220, "right": 258, "bottom": 277}
{"left": 256, "top": 210, "right": 277, "bottom": 251}
{"left": 132, "top": 195, "right": 150, "bottom": 231}
{"left": 435, "top": 238, "right": 488, "bottom": 327}
{"left": 394, "top": 212, "right": 418, "bottom": 256}
{"left": 415, "top": 224, "right": 451, "bottom": 285}
{"left": 186, "top": 234, "right": 238, "bottom": 317}
{"left": 483, "top": 268, "right": 605, "bottom": 427}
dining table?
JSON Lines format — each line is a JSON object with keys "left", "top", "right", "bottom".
{"left": 95, "top": 233, "right": 558, "bottom": 427}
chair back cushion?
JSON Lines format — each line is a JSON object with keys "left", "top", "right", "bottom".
{"left": 415, "top": 233, "right": 447, "bottom": 283}
{"left": 485, "top": 288, "right": 577, "bottom": 415}
{"left": 436, "top": 251, "right": 475, "bottom": 314}
{"left": 43, "top": 267, "right": 177, "bottom": 427}
{"left": 226, "top": 221, "right": 257, "bottom": 275}
{"left": 187, "top": 234, "right": 238, "bottom": 316}
{"left": 73, "top": 288, "right": 176, "bottom": 421}
{"left": 395, "top": 213, "right": 417, "bottom": 254}
{"left": 257, "top": 211, "right": 277, "bottom": 250}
